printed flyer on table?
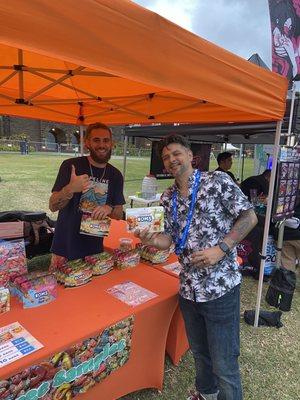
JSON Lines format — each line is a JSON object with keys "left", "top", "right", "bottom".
{"left": 0, "top": 322, "right": 43, "bottom": 368}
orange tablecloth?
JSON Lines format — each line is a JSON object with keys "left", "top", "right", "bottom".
{"left": 0, "top": 265, "right": 178, "bottom": 400}
{"left": 104, "top": 220, "right": 189, "bottom": 366}
{"left": 149, "top": 254, "right": 189, "bottom": 366}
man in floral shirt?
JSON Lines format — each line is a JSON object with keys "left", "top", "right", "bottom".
{"left": 136, "top": 135, "right": 257, "bottom": 400}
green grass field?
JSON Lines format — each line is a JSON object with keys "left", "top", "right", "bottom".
{"left": 0, "top": 153, "right": 254, "bottom": 218}
{"left": 0, "top": 153, "right": 299, "bottom": 400}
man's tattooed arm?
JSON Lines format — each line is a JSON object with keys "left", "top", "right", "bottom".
{"left": 223, "top": 209, "right": 258, "bottom": 249}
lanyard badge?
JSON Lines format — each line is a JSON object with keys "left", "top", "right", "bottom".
{"left": 172, "top": 170, "right": 201, "bottom": 255}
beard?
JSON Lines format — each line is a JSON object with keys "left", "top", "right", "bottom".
{"left": 89, "top": 148, "right": 112, "bottom": 164}
{"left": 168, "top": 163, "right": 188, "bottom": 177}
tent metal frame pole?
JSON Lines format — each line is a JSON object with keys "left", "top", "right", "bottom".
{"left": 287, "top": 82, "right": 296, "bottom": 145}
{"left": 254, "top": 120, "right": 282, "bottom": 328}
{"left": 80, "top": 125, "right": 84, "bottom": 156}
{"left": 237, "top": 144, "right": 243, "bottom": 182}
{"left": 123, "top": 133, "right": 128, "bottom": 179}
{"left": 241, "top": 144, "right": 245, "bottom": 182}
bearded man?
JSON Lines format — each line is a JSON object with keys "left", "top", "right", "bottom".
{"left": 49, "top": 122, "right": 125, "bottom": 260}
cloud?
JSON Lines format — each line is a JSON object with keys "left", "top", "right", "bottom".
{"left": 141, "top": 0, "right": 198, "bottom": 32}
{"left": 191, "top": 0, "right": 271, "bottom": 66}
{"left": 133, "top": 0, "right": 272, "bottom": 67}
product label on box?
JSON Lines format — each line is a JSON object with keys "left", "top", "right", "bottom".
{"left": 0, "top": 322, "right": 43, "bottom": 368}
{"left": 126, "top": 206, "right": 164, "bottom": 232}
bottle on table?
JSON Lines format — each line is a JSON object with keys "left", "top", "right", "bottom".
{"left": 141, "top": 174, "right": 157, "bottom": 200}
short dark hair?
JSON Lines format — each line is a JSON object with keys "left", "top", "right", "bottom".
{"left": 217, "top": 151, "right": 233, "bottom": 165}
{"left": 262, "top": 169, "right": 271, "bottom": 177}
{"left": 157, "top": 134, "right": 191, "bottom": 158}
{"left": 85, "top": 122, "right": 112, "bottom": 140}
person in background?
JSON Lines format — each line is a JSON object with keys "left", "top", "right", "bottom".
{"left": 49, "top": 122, "right": 125, "bottom": 263}
{"left": 240, "top": 169, "right": 271, "bottom": 202}
{"left": 135, "top": 134, "right": 257, "bottom": 400}
{"left": 215, "top": 151, "right": 238, "bottom": 183}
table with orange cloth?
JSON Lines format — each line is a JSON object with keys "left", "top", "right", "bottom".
{"left": 104, "top": 220, "right": 190, "bottom": 366}
{"left": 149, "top": 254, "right": 189, "bottom": 366}
{"left": 0, "top": 265, "right": 179, "bottom": 400}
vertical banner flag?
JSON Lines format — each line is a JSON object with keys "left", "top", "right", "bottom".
{"left": 269, "top": 0, "right": 300, "bottom": 81}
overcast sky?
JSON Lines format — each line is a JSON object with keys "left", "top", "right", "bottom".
{"left": 133, "top": 0, "right": 272, "bottom": 68}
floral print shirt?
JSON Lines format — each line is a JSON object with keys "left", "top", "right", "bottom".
{"left": 160, "top": 170, "right": 252, "bottom": 302}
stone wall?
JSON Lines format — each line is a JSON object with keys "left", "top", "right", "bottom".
{"left": 40, "top": 121, "right": 78, "bottom": 143}
{"left": 9, "top": 117, "right": 42, "bottom": 141}
{"left": 0, "top": 116, "right": 78, "bottom": 142}
{"left": 0, "top": 116, "right": 134, "bottom": 145}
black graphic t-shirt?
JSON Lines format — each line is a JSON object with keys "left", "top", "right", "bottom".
{"left": 51, "top": 156, "right": 125, "bottom": 259}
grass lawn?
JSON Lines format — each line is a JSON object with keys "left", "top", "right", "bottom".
{"left": 0, "top": 153, "right": 254, "bottom": 218}
{"left": 1, "top": 153, "right": 299, "bottom": 400}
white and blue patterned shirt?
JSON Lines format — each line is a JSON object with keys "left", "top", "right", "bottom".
{"left": 161, "top": 170, "right": 252, "bottom": 302}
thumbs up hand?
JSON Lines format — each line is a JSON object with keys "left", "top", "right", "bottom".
{"left": 68, "top": 165, "right": 90, "bottom": 193}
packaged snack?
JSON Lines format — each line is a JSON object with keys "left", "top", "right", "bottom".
{"left": 80, "top": 212, "right": 111, "bottom": 237}
{"left": 0, "top": 239, "right": 27, "bottom": 287}
{"left": 10, "top": 273, "right": 57, "bottom": 308}
{"left": 125, "top": 207, "right": 164, "bottom": 232}
{"left": 113, "top": 249, "right": 140, "bottom": 270}
{"left": 49, "top": 254, "right": 68, "bottom": 273}
{"left": 56, "top": 259, "right": 93, "bottom": 287}
{"left": 137, "top": 244, "right": 170, "bottom": 264}
{"left": 64, "top": 268, "right": 93, "bottom": 287}
{"left": 119, "top": 238, "right": 133, "bottom": 252}
{"left": 85, "top": 252, "right": 114, "bottom": 276}
{"left": 0, "top": 287, "right": 10, "bottom": 313}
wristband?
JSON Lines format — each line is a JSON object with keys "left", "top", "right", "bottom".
{"left": 218, "top": 241, "right": 231, "bottom": 255}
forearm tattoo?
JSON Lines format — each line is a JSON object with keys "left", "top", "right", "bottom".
{"left": 224, "top": 209, "right": 258, "bottom": 248}
{"left": 49, "top": 190, "right": 71, "bottom": 212}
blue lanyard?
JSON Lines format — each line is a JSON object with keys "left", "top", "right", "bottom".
{"left": 172, "top": 170, "right": 201, "bottom": 255}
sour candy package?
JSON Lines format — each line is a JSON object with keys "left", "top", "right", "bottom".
{"left": 0, "top": 239, "right": 27, "bottom": 287}
{"left": 125, "top": 207, "right": 164, "bottom": 233}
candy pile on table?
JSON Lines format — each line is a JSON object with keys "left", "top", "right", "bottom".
{"left": 0, "top": 239, "right": 27, "bottom": 287}
{"left": 10, "top": 272, "right": 57, "bottom": 308}
{"left": 0, "top": 287, "right": 10, "bottom": 313}
{"left": 119, "top": 238, "right": 134, "bottom": 252}
{"left": 55, "top": 259, "right": 93, "bottom": 287}
{"left": 113, "top": 249, "right": 140, "bottom": 270}
{"left": 136, "top": 243, "right": 171, "bottom": 264}
{"left": 85, "top": 252, "right": 114, "bottom": 275}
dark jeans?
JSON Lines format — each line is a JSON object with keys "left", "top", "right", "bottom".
{"left": 179, "top": 285, "right": 242, "bottom": 400}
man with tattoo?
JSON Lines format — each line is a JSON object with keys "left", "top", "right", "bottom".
{"left": 49, "top": 122, "right": 125, "bottom": 263}
{"left": 135, "top": 135, "right": 257, "bottom": 400}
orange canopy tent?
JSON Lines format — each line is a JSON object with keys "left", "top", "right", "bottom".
{"left": 0, "top": 0, "right": 289, "bottom": 329}
{"left": 0, "top": 0, "right": 288, "bottom": 126}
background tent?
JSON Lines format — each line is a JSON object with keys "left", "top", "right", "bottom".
{"left": 0, "top": 0, "right": 287, "bottom": 126}
{"left": 0, "top": 0, "right": 289, "bottom": 328}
